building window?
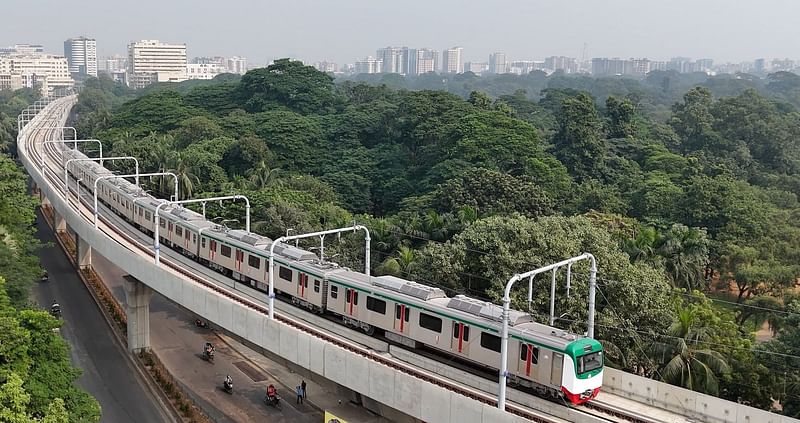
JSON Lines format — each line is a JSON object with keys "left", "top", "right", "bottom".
{"left": 419, "top": 313, "right": 442, "bottom": 333}
{"left": 279, "top": 266, "right": 292, "bottom": 281}
{"left": 452, "top": 322, "right": 470, "bottom": 341}
{"left": 221, "top": 244, "right": 231, "bottom": 258}
{"left": 480, "top": 333, "right": 501, "bottom": 353}
{"left": 330, "top": 285, "right": 338, "bottom": 299}
{"left": 248, "top": 255, "right": 260, "bottom": 269}
{"left": 314, "top": 279, "right": 321, "bottom": 293}
{"left": 366, "top": 296, "right": 386, "bottom": 315}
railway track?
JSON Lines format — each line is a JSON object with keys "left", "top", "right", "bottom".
{"left": 20, "top": 95, "right": 668, "bottom": 423}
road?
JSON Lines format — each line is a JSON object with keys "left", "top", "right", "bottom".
{"left": 32, "top": 209, "right": 174, "bottom": 423}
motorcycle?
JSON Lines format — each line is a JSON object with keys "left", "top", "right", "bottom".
{"left": 194, "top": 319, "right": 209, "bottom": 329}
{"left": 40, "top": 271, "right": 49, "bottom": 282}
{"left": 202, "top": 347, "right": 214, "bottom": 362}
{"left": 50, "top": 307, "right": 61, "bottom": 319}
{"left": 265, "top": 393, "right": 280, "bottom": 409}
{"left": 222, "top": 379, "right": 233, "bottom": 394}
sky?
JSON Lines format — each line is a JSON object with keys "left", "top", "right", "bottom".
{"left": 1, "top": 0, "right": 797, "bottom": 66}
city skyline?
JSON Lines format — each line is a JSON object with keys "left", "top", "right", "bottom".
{"left": 1, "top": 0, "right": 799, "bottom": 67}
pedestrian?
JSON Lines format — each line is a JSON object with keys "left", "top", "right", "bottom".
{"left": 296, "top": 385, "right": 303, "bottom": 404}
{"left": 301, "top": 380, "right": 307, "bottom": 399}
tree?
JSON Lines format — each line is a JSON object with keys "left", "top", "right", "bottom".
{"left": 553, "top": 92, "right": 607, "bottom": 179}
{"left": 651, "top": 308, "right": 730, "bottom": 395}
{"left": 170, "top": 116, "right": 223, "bottom": 149}
{"left": 238, "top": 59, "right": 336, "bottom": 114}
{"left": 605, "top": 96, "right": 637, "bottom": 138}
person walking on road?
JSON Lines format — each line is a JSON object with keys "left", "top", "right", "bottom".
{"left": 301, "top": 380, "right": 307, "bottom": 399}
{"left": 296, "top": 385, "right": 303, "bottom": 404}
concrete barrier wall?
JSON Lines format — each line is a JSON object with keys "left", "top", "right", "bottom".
{"left": 604, "top": 368, "right": 800, "bottom": 423}
{"left": 21, "top": 99, "right": 531, "bottom": 423}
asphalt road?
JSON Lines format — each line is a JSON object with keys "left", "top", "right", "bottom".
{"left": 32, "top": 209, "right": 173, "bottom": 423}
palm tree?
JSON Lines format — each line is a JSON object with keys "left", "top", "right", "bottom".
{"left": 623, "top": 226, "right": 663, "bottom": 266}
{"left": 169, "top": 153, "right": 200, "bottom": 200}
{"left": 248, "top": 161, "right": 281, "bottom": 190}
{"left": 651, "top": 308, "right": 730, "bottom": 395}
{"left": 659, "top": 225, "right": 709, "bottom": 291}
{"left": 376, "top": 245, "right": 418, "bottom": 277}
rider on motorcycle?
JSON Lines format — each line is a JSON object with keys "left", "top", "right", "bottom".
{"left": 224, "top": 375, "right": 233, "bottom": 389}
{"left": 267, "top": 384, "right": 277, "bottom": 399}
{"left": 51, "top": 300, "right": 60, "bottom": 314}
{"left": 204, "top": 342, "right": 214, "bottom": 358}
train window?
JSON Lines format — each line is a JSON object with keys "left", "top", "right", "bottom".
{"left": 185, "top": 230, "right": 190, "bottom": 240}
{"left": 366, "top": 296, "right": 386, "bottom": 315}
{"left": 452, "top": 323, "right": 470, "bottom": 341}
{"left": 221, "top": 245, "right": 232, "bottom": 258}
{"left": 579, "top": 352, "right": 603, "bottom": 374}
{"left": 419, "top": 313, "right": 442, "bottom": 333}
{"left": 248, "top": 255, "right": 260, "bottom": 269}
{"left": 145, "top": 211, "right": 151, "bottom": 220}
{"left": 138, "top": 208, "right": 143, "bottom": 217}
{"left": 279, "top": 266, "right": 292, "bottom": 281}
{"left": 395, "top": 304, "right": 411, "bottom": 322}
{"left": 519, "top": 344, "right": 539, "bottom": 365}
{"left": 175, "top": 226, "right": 182, "bottom": 236}
{"left": 201, "top": 238, "right": 206, "bottom": 248}
{"left": 480, "top": 333, "right": 502, "bottom": 353}
{"left": 160, "top": 220, "right": 166, "bottom": 228}
{"left": 192, "top": 234, "right": 196, "bottom": 243}
{"left": 314, "top": 279, "right": 321, "bottom": 293}
{"left": 330, "top": 285, "right": 338, "bottom": 299}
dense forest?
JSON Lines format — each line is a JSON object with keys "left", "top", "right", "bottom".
{"left": 0, "top": 90, "right": 101, "bottom": 421}
{"left": 69, "top": 61, "right": 800, "bottom": 416}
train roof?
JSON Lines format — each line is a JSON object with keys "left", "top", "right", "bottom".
{"left": 272, "top": 244, "right": 318, "bottom": 262}
{"left": 167, "top": 206, "right": 206, "bottom": 222}
{"left": 226, "top": 229, "right": 271, "bottom": 247}
{"left": 373, "top": 275, "right": 447, "bottom": 301}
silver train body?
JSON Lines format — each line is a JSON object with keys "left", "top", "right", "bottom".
{"left": 64, "top": 148, "right": 603, "bottom": 404}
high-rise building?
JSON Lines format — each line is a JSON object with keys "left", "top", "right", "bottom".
{"left": 509, "top": 61, "right": 544, "bottom": 75}
{"left": 754, "top": 58, "right": 767, "bottom": 73}
{"left": 127, "top": 40, "right": 187, "bottom": 88}
{"left": 63, "top": 36, "right": 97, "bottom": 78}
{"left": 408, "top": 48, "right": 438, "bottom": 75}
{"left": 313, "top": 61, "right": 337, "bottom": 73}
{"left": 104, "top": 55, "right": 127, "bottom": 73}
{"left": 354, "top": 56, "right": 382, "bottom": 74}
{"left": 488, "top": 53, "right": 507, "bottom": 74}
{"left": 0, "top": 44, "right": 44, "bottom": 55}
{"left": 695, "top": 59, "right": 714, "bottom": 73}
{"left": 544, "top": 56, "right": 578, "bottom": 74}
{"left": 442, "top": 47, "right": 463, "bottom": 73}
{"left": 772, "top": 58, "right": 795, "bottom": 72}
{"left": 464, "top": 61, "right": 489, "bottom": 75}
{"left": 376, "top": 47, "right": 408, "bottom": 74}
{"left": 186, "top": 62, "right": 226, "bottom": 80}
{"left": 226, "top": 56, "right": 247, "bottom": 75}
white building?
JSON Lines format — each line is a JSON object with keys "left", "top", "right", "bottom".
{"left": 64, "top": 36, "right": 97, "bottom": 77}
{"left": 104, "top": 55, "right": 127, "bottom": 73}
{"left": 226, "top": 56, "right": 247, "bottom": 75}
{"left": 464, "top": 61, "right": 489, "bottom": 75}
{"left": 408, "top": 48, "right": 439, "bottom": 75}
{"left": 488, "top": 52, "right": 507, "bottom": 74}
{"left": 0, "top": 44, "right": 44, "bottom": 55}
{"left": 354, "top": 56, "right": 382, "bottom": 74}
{"left": 313, "top": 61, "right": 337, "bottom": 73}
{"left": 442, "top": 47, "right": 463, "bottom": 73}
{"left": 186, "top": 62, "right": 226, "bottom": 80}
{"left": 127, "top": 40, "right": 187, "bottom": 89}
{"left": 0, "top": 53, "right": 74, "bottom": 93}
{"left": 377, "top": 47, "right": 408, "bottom": 74}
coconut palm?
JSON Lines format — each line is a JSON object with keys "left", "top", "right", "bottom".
{"left": 248, "top": 160, "right": 281, "bottom": 190}
{"left": 659, "top": 224, "right": 709, "bottom": 291}
{"left": 651, "top": 308, "right": 730, "bottom": 395}
{"left": 168, "top": 153, "right": 200, "bottom": 200}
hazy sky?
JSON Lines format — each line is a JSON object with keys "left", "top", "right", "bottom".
{"left": 1, "top": 0, "right": 797, "bottom": 66}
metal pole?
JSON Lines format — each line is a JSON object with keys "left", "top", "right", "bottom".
{"left": 363, "top": 226, "right": 371, "bottom": 277}
{"left": 549, "top": 269, "right": 557, "bottom": 326}
{"left": 268, "top": 236, "right": 285, "bottom": 320}
{"left": 154, "top": 201, "right": 170, "bottom": 265}
{"left": 498, "top": 277, "right": 517, "bottom": 412}
{"left": 566, "top": 263, "right": 572, "bottom": 299}
{"left": 245, "top": 202, "right": 250, "bottom": 232}
{"left": 319, "top": 235, "right": 325, "bottom": 262}
{"left": 202, "top": 202, "right": 206, "bottom": 218}
{"left": 587, "top": 254, "right": 597, "bottom": 339}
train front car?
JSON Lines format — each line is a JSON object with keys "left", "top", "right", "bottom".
{"left": 560, "top": 338, "right": 603, "bottom": 404}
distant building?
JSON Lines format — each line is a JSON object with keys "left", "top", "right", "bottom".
{"left": 695, "top": 58, "right": 714, "bottom": 73}
{"left": 127, "top": 40, "right": 187, "bottom": 89}
{"left": 650, "top": 61, "right": 667, "bottom": 72}
{"left": 0, "top": 53, "right": 74, "bottom": 93}
{"left": 544, "top": 56, "right": 578, "bottom": 73}
{"left": 186, "top": 63, "right": 226, "bottom": 80}
{"left": 313, "top": 61, "right": 338, "bottom": 73}
{"left": 488, "top": 52, "right": 507, "bottom": 74}
{"left": 63, "top": 36, "right": 97, "bottom": 78}
{"left": 104, "top": 55, "right": 127, "bottom": 73}
{"left": 509, "top": 61, "right": 544, "bottom": 75}
{"left": 754, "top": 58, "right": 766, "bottom": 73}
{"left": 227, "top": 56, "right": 247, "bottom": 75}
{"left": 771, "top": 58, "right": 794, "bottom": 72}
{"left": 408, "top": 48, "right": 438, "bottom": 75}
{"left": 354, "top": 56, "right": 382, "bottom": 74}
{"left": 442, "top": 47, "right": 463, "bottom": 73}
{"left": 464, "top": 61, "right": 489, "bottom": 75}
{"left": 377, "top": 46, "right": 408, "bottom": 74}
{"left": 0, "top": 44, "right": 44, "bottom": 55}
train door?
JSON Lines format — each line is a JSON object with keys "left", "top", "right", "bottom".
{"left": 393, "top": 304, "right": 410, "bottom": 334}
{"left": 450, "top": 322, "right": 471, "bottom": 354}
{"left": 550, "top": 352, "right": 564, "bottom": 387}
{"left": 209, "top": 239, "right": 217, "bottom": 260}
{"left": 517, "top": 343, "right": 539, "bottom": 379}
{"left": 344, "top": 288, "right": 359, "bottom": 318}
{"left": 296, "top": 273, "right": 309, "bottom": 300}
{"left": 168, "top": 222, "right": 173, "bottom": 240}
{"left": 184, "top": 228, "right": 191, "bottom": 249}
{"left": 234, "top": 249, "right": 244, "bottom": 272}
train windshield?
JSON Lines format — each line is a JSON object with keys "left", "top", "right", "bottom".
{"left": 578, "top": 352, "right": 603, "bottom": 374}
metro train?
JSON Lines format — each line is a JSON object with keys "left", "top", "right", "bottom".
{"left": 63, "top": 148, "right": 604, "bottom": 404}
